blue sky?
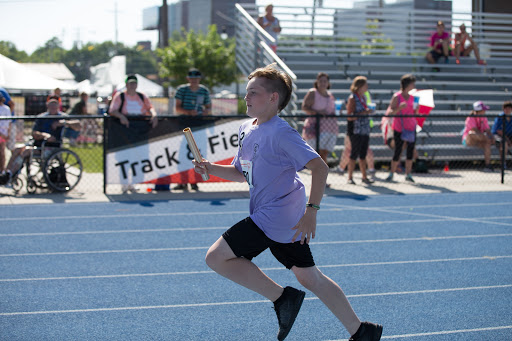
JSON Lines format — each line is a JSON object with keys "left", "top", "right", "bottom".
{"left": 0, "top": 0, "right": 471, "bottom": 54}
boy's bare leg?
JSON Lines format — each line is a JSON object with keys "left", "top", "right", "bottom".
{"left": 206, "top": 237, "right": 284, "bottom": 302}
{"left": 292, "top": 266, "right": 361, "bottom": 336}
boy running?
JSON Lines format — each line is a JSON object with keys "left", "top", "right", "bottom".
{"left": 192, "top": 64, "right": 382, "bottom": 341}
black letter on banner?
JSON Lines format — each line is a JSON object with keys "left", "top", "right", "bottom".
{"left": 155, "top": 155, "right": 165, "bottom": 169}
{"left": 208, "top": 135, "right": 220, "bottom": 154}
{"left": 131, "top": 161, "right": 139, "bottom": 177}
{"left": 165, "top": 147, "right": 180, "bottom": 166}
{"left": 141, "top": 159, "right": 153, "bottom": 173}
{"left": 115, "top": 160, "right": 129, "bottom": 179}
{"left": 230, "top": 133, "right": 238, "bottom": 147}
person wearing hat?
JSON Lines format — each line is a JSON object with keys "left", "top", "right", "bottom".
{"left": 0, "top": 93, "right": 12, "bottom": 173}
{"left": 462, "top": 101, "right": 495, "bottom": 172}
{"left": 109, "top": 74, "right": 158, "bottom": 129}
{"left": 174, "top": 68, "right": 212, "bottom": 191}
{"left": 0, "top": 96, "right": 81, "bottom": 185}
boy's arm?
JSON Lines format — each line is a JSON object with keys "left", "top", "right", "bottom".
{"left": 292, "top": 157, "right": 329, "bottom": 244}
{"left": 192, "top": 160, "right": 246, "bottom": 183}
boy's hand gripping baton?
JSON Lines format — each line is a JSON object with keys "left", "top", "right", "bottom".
{"left": 183, "top": 127, "right": 210, "bottom": 181}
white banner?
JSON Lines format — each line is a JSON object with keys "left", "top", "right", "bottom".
{"left": 106, "top": 119, "right": 246, "bottom": 184}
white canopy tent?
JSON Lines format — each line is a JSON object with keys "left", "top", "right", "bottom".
{"left": 115, "top": 74, "right": 164, "bottom": 97}
{"left": 0, "top": 54, "right": 76, "bottom": 92}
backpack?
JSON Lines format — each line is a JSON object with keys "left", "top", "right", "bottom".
{"left": 108, "top": 92, "right": 145, "bottom": 114}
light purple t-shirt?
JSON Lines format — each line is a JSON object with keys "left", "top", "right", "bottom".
{"left": 232, "top": 115, "right": 320, "bottom": 243}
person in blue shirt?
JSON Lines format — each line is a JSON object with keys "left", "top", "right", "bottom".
{"left": 0, "top": 87, "right": 15, "bottom": 114}
{"left": 491, "top": 101, "right": 512, "bottom": 158}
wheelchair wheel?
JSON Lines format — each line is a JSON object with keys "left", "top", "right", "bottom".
{"left": 27, "top": 179, "right": 37, "bottom": 194}
{"left": 11, "top": 175, "right": 23, "bottom": 194}
{"left": 43, "top": 149, "right": 83, "bottom": 192}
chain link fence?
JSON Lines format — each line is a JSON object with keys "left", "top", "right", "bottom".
{"left": 0, "top": 113, "right": 509, "bottom": 197}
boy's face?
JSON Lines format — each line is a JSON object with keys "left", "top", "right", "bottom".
{"left": 244, "top": 77, "right": 277, "bottom": 118}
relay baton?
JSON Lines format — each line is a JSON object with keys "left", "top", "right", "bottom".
{"left": 183, "top": 127, "right": 210, "bottom": 181}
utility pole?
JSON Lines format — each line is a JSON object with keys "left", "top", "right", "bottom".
{"left": 161, "top": 0, "right": 169, "bottom": 48}
{"left": 114, "top": 1, "right": 119, "bottom": 46}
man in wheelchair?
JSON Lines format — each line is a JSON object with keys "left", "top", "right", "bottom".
{"left": 0, "top": 96, "right": 80, "bottom": 185}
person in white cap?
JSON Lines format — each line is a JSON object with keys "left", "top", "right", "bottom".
{"left": 462, "top": 101, "right": 495, "bottom": 172}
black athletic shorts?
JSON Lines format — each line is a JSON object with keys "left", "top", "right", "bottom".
{"left": 222, "top": 217, "right": 315, "bottom": 270}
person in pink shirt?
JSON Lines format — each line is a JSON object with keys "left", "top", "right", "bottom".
{"left": 301, "top": 72, "right": 338, "bottom": 166}
{"left": 426, "top": 21, "right": 451, "bottom": 65}
{"left": 462, "top": 101, "right": 495, "bottom": 172}
{"left": 385, "top": 74, "right": 419, "bottom": 182}
{"left": 108, "top": 74, "right": 158, "bottom": 129}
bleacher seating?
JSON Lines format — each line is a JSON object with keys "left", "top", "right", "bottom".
{"left": 235, "top": 4, "right": 512, "bottom": 166}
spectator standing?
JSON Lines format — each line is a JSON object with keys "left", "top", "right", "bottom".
{"left": 301, "top": 72, "right": 338, "bottom": 166}
{"left": 109, "top": 74, "right": 158, "bottom": 193}
{"left": 109, "top": 75, "right": 158, "bottom": 129}
{"left": 65, "top": 92, "right": 90, "bottom": 145}
{"left": 454, "top": 23, "right": 486, "bottom": 65}
{"left": 174, "top": 68, "right": 212, "bottom": 191}
{"left": 70, "top": 92, "right": 89, "bottom": 115}
{"left": 345, "top": 76, "right": 374, "bottom": 185}
{"left": 385, "top": 74, "right": 419, "bottom": 182}
{"left": 0, "top": 93, "right": 12, "bottom": 172}
{"left": 462, "top": 101, "right": 495, "bottom": 172}
{"left": 492, "top": 101, "right": 512, "bottom": 159}
{"left": 426, "top": 21, "right": 451, "bottom": 65}
{"left": 257, "top": 4, "right": 281, "bottom": 53}
{"left": 0, "top": 96, "right": 80, "bottom": 185}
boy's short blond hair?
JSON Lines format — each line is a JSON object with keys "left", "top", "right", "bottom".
{"left": 248, "top": 64, "right": 292, "bottom": 112}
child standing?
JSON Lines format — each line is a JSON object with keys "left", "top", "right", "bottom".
{"left": 192, "top": 64, "right": 382, "bottom": 341}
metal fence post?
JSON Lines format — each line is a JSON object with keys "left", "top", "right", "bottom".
{"left": 103, "top": 114, "right": 107, "bottom": 194}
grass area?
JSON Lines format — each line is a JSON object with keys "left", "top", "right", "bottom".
{"left": 67, "top": 144, "right": 103, "bottom": 173}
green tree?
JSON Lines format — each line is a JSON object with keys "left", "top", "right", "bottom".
{"left": 0, "top": 41, "right": 29, "bottom": 62}
{"left": 157, "top": 25, "right": 237, "bottom": 91}
{"left": 30, "top": 37, "right": 67, "bottom": 63}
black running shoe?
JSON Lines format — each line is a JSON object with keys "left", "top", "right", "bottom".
{"left": 349, "top": 321, "right": 383, "bottom": 341}
{"left": 273, "top": 286, "right": 305, "bottom": 340}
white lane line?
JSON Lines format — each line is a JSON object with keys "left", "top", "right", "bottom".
{"left": 2, "top": 201, "right": 512, "bottom": 222}
{"left": 0, "top": 226, "right": 228, "bottom": 237}
{"left": 0, "top": 210, "right": 248, "bottom": 222}
{"left": 1, "top": 233, "right": 511, "bottom": 257}
{"left": 1, "top": 255, "right": 510, "bottom": 282}
{"left": 328, "top": 325, "right": 512, "bottom": 340}
{"left": 323, "top": 201, "right": 512, "bottom": 210}
{"left": 1, "top": 284, "right": 510, "bottom": 316}
{"left": 313, "top": 233, "right": 512, "bottom": 246}
{"left": 324, "top": 203, "right": 512, "bottom": 228}
{"left": 380, "top": 326, "right": 512, "bottom": 339}
{"left": 3, "top": 217, "right": 512, "bottom": 237}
